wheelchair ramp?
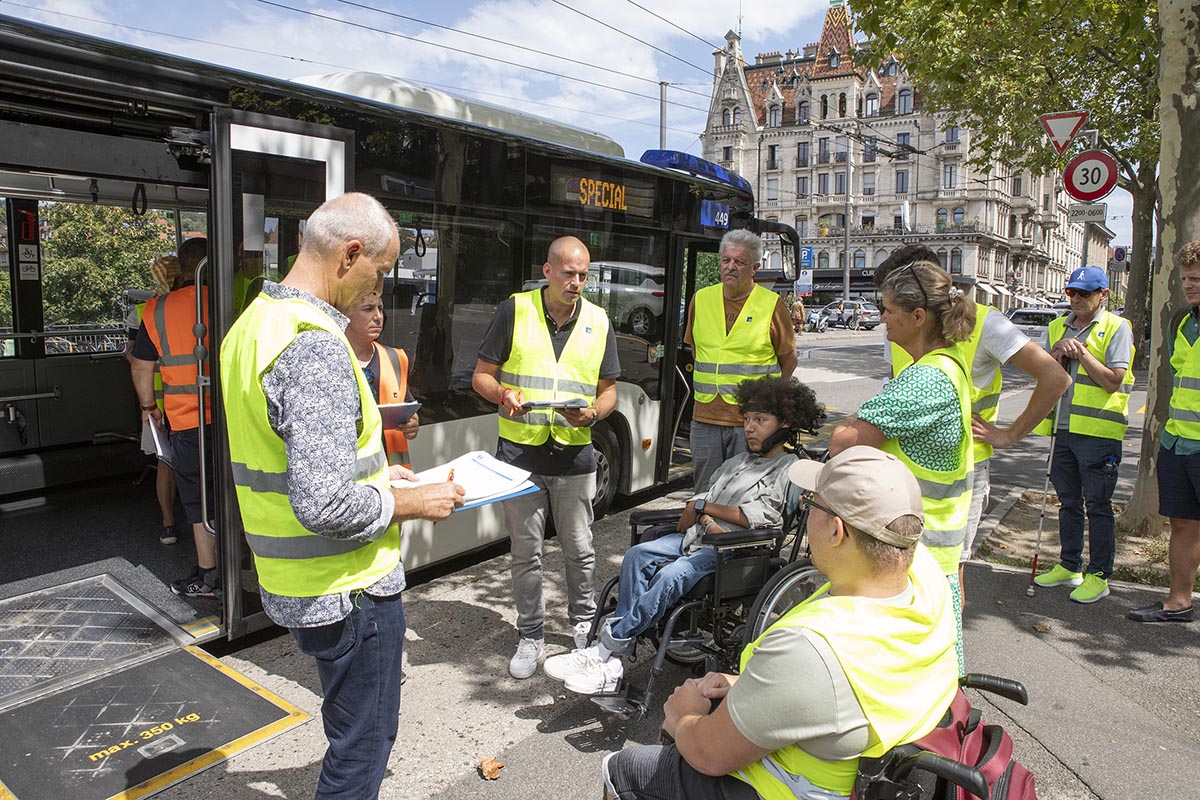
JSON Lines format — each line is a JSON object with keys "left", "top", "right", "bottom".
{"left": 0, "top": 578, "right": 309, "bottom": 799}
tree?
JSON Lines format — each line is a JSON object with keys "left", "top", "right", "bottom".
{"left": 850, "top": 0, "right": 1168, "bottom": 534}
{"left": 1126, "top": 0, "right": 1200, "bottom": 533}
{"left": 851, "top": 0, "right": 1159, "bottom": 368}
{"left": 39, "top": 203, "right": 175, "bottom": 326}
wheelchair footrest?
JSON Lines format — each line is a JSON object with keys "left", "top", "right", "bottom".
{"left": 590, "top": 683, "right": 648, "bottom": 720}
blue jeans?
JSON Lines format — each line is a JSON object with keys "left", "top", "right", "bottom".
{"left": 601, "top": 533, "right": 718, "bottom": 654}
{"left": 1050, "top": 431, "right": 1121, "bottom": 578}
{"left": 291, "top": 591, "right": 406, "bottom": 800}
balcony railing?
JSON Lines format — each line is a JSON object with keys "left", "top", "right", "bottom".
{"left": 864, "top": 152, "right": 876, "bottom": 163}
{"left": 795, "top": 156, "right": 809, "bottom": 167}
{"left": 835, "top": 152, "right": 848, "bottom": 163}
{"left": 863, "top": 187, "right": 876, "bottom": 196}
{"left": 818, "top": 152, "right": 831, "bottom": 164}
{"left": 766, "top": 159, "right": 780, "bottom": 170}
{"left": 941, "top": 140, "right": 961, "bottom": 153}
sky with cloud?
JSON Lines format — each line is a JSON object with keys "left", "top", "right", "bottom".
{"left": 0, "top": 0, "right": 1132, "bottom": 247}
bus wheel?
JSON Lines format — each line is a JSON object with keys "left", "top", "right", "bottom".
{"left": 591, "top": 421, "right": 620, "bottom": 519}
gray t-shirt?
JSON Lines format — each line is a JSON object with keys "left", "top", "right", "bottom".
{"left": 680, "top": 450, "right": 795, "bottom": 553}
{"left": 1054, "top": 310, "right": 1133, "bottom": 430}
{"left": 725, "top": 581, "right": 917, "bottom": 761}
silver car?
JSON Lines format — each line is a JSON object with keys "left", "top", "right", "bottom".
{"left": 1008, "top": 308, "right": 1067, "bottom": 349}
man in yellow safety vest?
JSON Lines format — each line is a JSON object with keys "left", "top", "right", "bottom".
{"left": 601, "top": 447, "right": 958, "bottom": 800}
{"left": 687, "top": 229, "right": 797, "bottom": 492}
{"left": 1130, "top": 241, "right": 1200, "bottom": 623}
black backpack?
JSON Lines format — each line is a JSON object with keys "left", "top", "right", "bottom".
{"left": 853, "top": 675, "right": 1038, "bottom": 800}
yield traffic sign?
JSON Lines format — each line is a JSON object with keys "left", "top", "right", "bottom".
{"left": 1063, "top": 150, "right": 1119, "bottom": 203}
{"left": 1040, "top": 110, "right": 1089, "bottom": 154}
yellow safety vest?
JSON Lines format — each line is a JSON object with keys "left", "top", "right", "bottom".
{"left": 220, "top": 293, "right": 400, "bottom": 597}
{"left": 892, "top": 302, "right": 1000, "bottom": 464}
{"left": 497, "top": 289, "right": 608, "bottom": 447}
{"left": 692, "top": 284, "right": 782, "bottom": 404}
{"left": 1034, "top": 310, "right": 1133, "bottom": 440}
{"left": 1167, "top": 311, "right": 1200, "bottom": 441}
{"left": 134, "top": 302, "right": 166, "bottom": 414}
{"left": 734, "top": 545, "right": 959, "bottom": 799}
{"left": 882, "top": 347, "right": 974, "bottom": 575}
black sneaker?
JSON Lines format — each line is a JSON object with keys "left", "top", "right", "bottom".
{"left": 160, "top": 525, "right": 178, "bottom": 545}
{"left": 171, "top": 569, "right": 220, "bottom": 599}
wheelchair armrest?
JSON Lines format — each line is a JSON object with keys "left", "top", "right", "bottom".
{"left": 630, "top": 508, "right": 685, "bottom": 527}
{"left": 702, "top": 526, "right": 784, "bottom": 548}
{"left": 960, "top": 673, "right": 1029, "bottom": 705}
{"left": 892, "top": 752, "right": 988, "bottom": 800}
{"left": 800, "top": 443, "right": 829, "bottom": 462}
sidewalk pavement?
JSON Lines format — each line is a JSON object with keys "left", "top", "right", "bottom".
{"left": 169, "top": 474, "right": 1198, "bottom": 800}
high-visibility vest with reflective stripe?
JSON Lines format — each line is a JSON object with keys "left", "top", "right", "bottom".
{"left": 497, "top": 290, "right": 608, "bottom": 447}
{"left": 892, "top": 302, "right": 1000, "bottom": 464}
{"left": 1034, "top": 311, "right": 1133, "bottom": 440}
{"left": 734, "top": 545, "right": 959, "bottom": 799}
{"left": 692, "top": 284, "right": 782, "bottom": 404}
{"left": 220, "top": 293, "right": 400, "bottom": 598}
{"left": 373, "top": 341, "right": 411, "bottom": 467}
{"left": 142, "top": 284, "right": 211, "bottom": 431}
{"left": 134, "top": 302, "right": 166, "bottom": 414}
{"left": 881, "top": 347, "right": 974, "bottom": 572}
{"left": 1166, "top": 311, "right": 1200, "bottom": 441}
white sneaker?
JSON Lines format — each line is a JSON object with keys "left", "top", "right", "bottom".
{"left": 564, "top": 654, "right": 623, "bottom": 695}
{"left": 508, "top": 637, "right": 544, "bottom": 679}
{"left": 544, "top": 645, "right": 601, "bottom": 682}
{"left": 573, "top": 620, "right": 592, "bottom": 650}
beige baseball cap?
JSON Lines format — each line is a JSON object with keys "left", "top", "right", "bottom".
{"left": 787, "top": 446, "right": 924, "bottom": 548}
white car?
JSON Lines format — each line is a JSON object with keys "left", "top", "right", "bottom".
{"left": 1008, "top": 308, "right": 1067, "bottom": 349}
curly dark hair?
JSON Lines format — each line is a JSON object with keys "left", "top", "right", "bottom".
{"left": 733, "top": 376, "right": 826, "bottom": 435}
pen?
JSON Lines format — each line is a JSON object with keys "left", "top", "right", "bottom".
{"left": 447, "top": 468, "right": 455, "bottom": 482}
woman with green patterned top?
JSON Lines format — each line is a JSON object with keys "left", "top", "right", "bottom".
{"left": 827, "top": 260, "right": 977, "bottom": 673}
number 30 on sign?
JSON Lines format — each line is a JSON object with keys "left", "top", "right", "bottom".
{"left": 1063, "top": 150, "right": 1119, "bottom": 203}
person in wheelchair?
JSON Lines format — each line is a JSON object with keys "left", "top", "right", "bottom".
{"left": 601, "top": 447, "right": 959, "bottom": 800}
{"left": 545, "top": 376, "right": 823, "bottom": 695}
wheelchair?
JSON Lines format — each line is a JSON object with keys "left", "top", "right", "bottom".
{"left": 585, "top": 444, "right": 827, "bottom": 719}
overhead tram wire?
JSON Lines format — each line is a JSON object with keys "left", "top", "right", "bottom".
{"left": 0, "top": 0, "right": 700, "bottom": 136}
{"left": 547, "top": 0, "right": 714, "bottom": 78}
{"left": 621, "top": 0, "right": 722, "bottom": 50}
{"left": 331, "top": 0, "right": 713, "bottom": 101}
{"left": 255, "top": 0, "right": 711, "bottom": 114}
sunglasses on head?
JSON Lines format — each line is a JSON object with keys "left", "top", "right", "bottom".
{"left": 1065, "top": 288, "right": 1097, "bottom": 298}
{"left": 800, "top": 490, "right": 838, "bottom": 518}
{"left": 891, "top": 262, "right": 930, "bottom": 309}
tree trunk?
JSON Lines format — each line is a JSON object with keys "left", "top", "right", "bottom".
{"left": 1118, "top": 0, "right": 1200, "bottom": 535}
{"left": 1123, "top": 163, "right": 1158, "bottom": 371}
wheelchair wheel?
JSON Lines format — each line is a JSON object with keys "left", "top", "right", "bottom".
{"left": 743, "top": 559, "right": 826, "bottom": 647}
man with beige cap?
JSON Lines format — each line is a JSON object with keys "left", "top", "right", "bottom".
{"left": 601, "top": 446, "right": 960, "bottom": 800}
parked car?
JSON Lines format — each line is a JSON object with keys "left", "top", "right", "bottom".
{"left": 522, "top": 261, "right": 665, "bottom": 337}
{"left": 818, "top": 300, "right": 881, "bottom": 330}
{"left": 1008, "top": 307, "right": 1068, "bottom": 349}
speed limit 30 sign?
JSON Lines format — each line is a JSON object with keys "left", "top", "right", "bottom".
{"left": 1063, "top": 150, "right": 1119, "bottom": 202}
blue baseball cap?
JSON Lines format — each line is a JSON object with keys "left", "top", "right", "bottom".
{"left": 1065, "top": 265, "right": 1108, "bottom": 292}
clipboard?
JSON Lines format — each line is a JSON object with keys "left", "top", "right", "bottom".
{"left": 379, "top": 402, "right": 421, "bottom": 428}
{"left": 519, "top": 398, "right": 588, "bottom": 411}
{"left": 390, "top": 450, "right": 536, "bottom": 511}
{"left": 141, "top": 418, "right": 174, "bottom": 468}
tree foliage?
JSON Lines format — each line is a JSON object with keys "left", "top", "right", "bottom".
{"left": 40, "top": 203, "right": 176, "bottom": 326}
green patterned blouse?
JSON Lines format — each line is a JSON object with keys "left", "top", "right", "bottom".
{"left": 857, "top": 364, "right": 965, "bottom": 472}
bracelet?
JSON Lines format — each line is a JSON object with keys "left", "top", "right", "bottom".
{"left": 587, "top": 408, "right": 599, "bottom": 427}
{"left": 498, "top": 387, "right": 510, "bottom": 406}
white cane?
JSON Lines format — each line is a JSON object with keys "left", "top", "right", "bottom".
{"left": 1027, "top": 391, "right": 1068, "bottom": 597}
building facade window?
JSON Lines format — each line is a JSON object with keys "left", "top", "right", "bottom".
{"left": 894, "top": 214, "right": 904, "bottom": 229}
{"left": 896, "top": 170, "right": 909, "bottom": 194}
{"left": 798, "top": 101, "right": 810, "bottom": 124}
{"left": 796, "top": 176, "right": 810, "bottom": 197}
{"left": 895, "top": 131, "right": 910, "bottom": 159}
{"left": 864, "top": 136, "right": 877, "bottom": 162}
{"left": 818, "top": 137, "right": 830, "bottom": 163}
{"left": 818, "top": 251, "right": 830, "bottom": 268}
{"left": 818, "top": 173, "right": 829, "bottom": 195}
{"left": 768, "top": 105, "right": 782, "bottom": 127}
{"left": 863, "top": 172, "right": 876, "bottom": 195}
{"left": 897, "top": 89, "right": 912, "bottom": 114}
{"left": 945, "top": 125, "right": 959, "bottom": 142}
{"left": 937, "top": 208, "right": 949, "bottom": 228}
{"left": 796, "top": 215, "right": 809, "bottom": 237}
{"left": 722, "top": 145, "right": 733, "bottom": 161}
{"left": 796, "top": 141, "right": 809, "bottom": 166}
{"left": 733, "top": 107, "right": 742, "bottom": 125}
{"left": 838, "top": 93, "right": 847, "bottom": 116}
{"left": 830, "top": 52, "right": 840, "bottom": 69}
{"left": 821, "top": 95, "right": 829, "bottom": 119}
{"left": 767, "top": 144, "right": 779, "bottom": 169}
{"left": 865, "top": 93, "right": 879, "bottom": 117}
{"left": 1012, "top": 174, "right": 1023, "bottom": 197}
{"left": 722, "top": 108, "right": 731, "bottom": 126}
{"left": 950, "top": 248, "right": 963, "bottom": 274}
{"left": 835, "top": 171, "right": 846, "bottom": 195}
{"left": 766, "top": 178, "right": 779, "bottom": 202}
{"left": 862, "top": 215, "right": 875, "bottom": 228}
{"left": 854, "top": 249, "right": 866, "bottom": 268}
{"left": 876, "top": 248, "right": 890, "bottom": 265}
{"left": 953, "top": 207, "right": 965, "bottom": 225}
{"left": 943, "top": 163, "right": 957, "bottom": 189}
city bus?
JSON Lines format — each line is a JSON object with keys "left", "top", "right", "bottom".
{"left": 0, "top": 13, "right": 798, "bottom": 662}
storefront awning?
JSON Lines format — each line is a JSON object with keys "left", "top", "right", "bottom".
{"left": 1014, "top": 294, "right": 1041, "bottom": 305}
{"left": 992, "top": 285, "right": 1013, "bottom": 297}
{"left": 974, "top": 282, "right": 997, "bottom": 297}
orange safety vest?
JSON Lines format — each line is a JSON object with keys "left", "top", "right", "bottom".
{"left": 143, "top": 284, "right": 211, "bottom": 431}
{"left": 372, "top": 341, "right": 411, "bottom": 466}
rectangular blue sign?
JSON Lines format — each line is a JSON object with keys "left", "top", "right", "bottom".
{"left": 700, "top": 200, "right": 731, "bottom": 229}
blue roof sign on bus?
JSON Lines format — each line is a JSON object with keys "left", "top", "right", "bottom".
{"left": 700, "top": 200, "right": 731, "bottom": 229}
{"left": 638, "top": 150, "right": 753, "bottom": 196}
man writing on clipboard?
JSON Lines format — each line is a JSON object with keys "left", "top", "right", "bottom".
{"left": 472, "top": 235, "right": 620, "bottom": 681}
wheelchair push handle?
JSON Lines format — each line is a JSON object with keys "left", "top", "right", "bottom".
{"left": 961, "top": 673, "right": 1029, "bottom": 705}
{"left": 894, "top": 751, "right": 989, "bottom": 800}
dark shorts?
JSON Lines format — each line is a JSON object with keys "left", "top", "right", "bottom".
{"left": 602, "top": 745, "right": 758, "bottom": 800}
{"left": 1158, "top": 444, "right": 1200, "bottom": 520}
{"left": 169, "top": 427, "right": 214, "bottom": 525}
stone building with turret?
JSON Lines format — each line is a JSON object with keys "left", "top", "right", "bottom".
{"left": 701, "top": 0, "right": 1089, "bottom": 309}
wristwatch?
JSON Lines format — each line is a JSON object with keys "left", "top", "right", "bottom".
{"left": 694, "top": 498, "right": 706, "bottom": 514}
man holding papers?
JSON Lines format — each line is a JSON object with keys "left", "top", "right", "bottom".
{"left": 221, "top": 194, "right": 463, "bottom": 800}
{"left": 473, "top": 235, "right": 620, "bottom": 680}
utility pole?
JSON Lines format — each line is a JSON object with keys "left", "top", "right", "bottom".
{"left": 843, "top": 139, "right": 852, "bottom": 302}
{"left": 659, "top": 82, "right": 667, "bottom": 150}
